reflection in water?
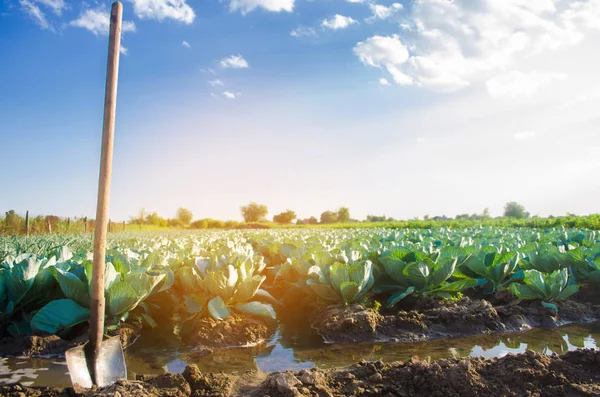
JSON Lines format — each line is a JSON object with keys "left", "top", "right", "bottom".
{"left": 2, "top": 321, "right": 599, "bottom": 387}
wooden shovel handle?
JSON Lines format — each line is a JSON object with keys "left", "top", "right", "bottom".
{"left": 89, "top": 1, "right": 122, "bottom": 375}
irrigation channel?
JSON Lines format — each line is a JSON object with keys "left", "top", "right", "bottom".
{"left": 2, "top": 320, "right": 599, "bottom": 388}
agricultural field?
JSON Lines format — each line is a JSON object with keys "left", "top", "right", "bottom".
{"left": 1, "top": 227, "right": 600, "bottom": 395}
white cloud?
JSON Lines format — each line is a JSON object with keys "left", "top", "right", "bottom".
{"left": 226, "top": 0, "right": 294, "bottom": 14}
{"left": 347, "top": 0, "right": 365, "bottom": 3}
{"left": 19, "top": 0, "right": 51, "bottom": 30}
{"left": 209, "top": 79, "right": 224, "bottom": 86}
{"left": 486, "top": 70, "right": 566, "bottom": 98}
{"left": 514, "top": 131, "right": 538, "bottom": 140}
{"left": 220, "top": 55, "right": 249, "bottom": 69}
{"left": 182, "top": 40, "right": 191, "bottom": 48}
{"left": 291, "top": 26, "right": 316, "bottom": 37}
{"left": 367, "top": 3, "right": 402, "bottom": 21}
{"left": 128, "top": 0, "right": 195, "bottom": 24}
{"left": 34, "top": 0, "right": 65, "bottom": 15}
{"left": 70, "top": 8, "right": 136, "bottom": 36}
{"left": 353, "top": 35, "right": 409, "bottom": 67}
{"left": 379, "top": 78, "right": 390, "bottom": 86}
{"left": 354, "top": 0, "right": 600, "bottom": 92}
{"left": 322, "top": 14, "right": 358, "bottom": 30}
{"left": 354, "top": 35, "right": 414, "bottom": 86}
{"left": 223, "top": 91, "right": 240, "bottom": 99}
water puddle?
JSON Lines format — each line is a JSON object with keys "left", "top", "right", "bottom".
{"left": 2, "top": 321, "right": 599, "bottom": 387}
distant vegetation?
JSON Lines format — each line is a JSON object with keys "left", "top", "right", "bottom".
{"left": 2, "top": 202, "right": 600, "bottom": 235}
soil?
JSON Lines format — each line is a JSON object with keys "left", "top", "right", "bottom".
{"left": 311, "top": 296, "right": 600, "bottom": 343}
{"left": 0, "top": 322, "right": 141, "bottom": 358}
{"left": 3, "top": 349, "right": 600, "bottom": 396}
{"left": 183, "top": 314, "right": 276, "bottom": 348}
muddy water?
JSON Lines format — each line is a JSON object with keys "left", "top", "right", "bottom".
{"left": 2, "top": 321, "right": 599, "bottom": 387}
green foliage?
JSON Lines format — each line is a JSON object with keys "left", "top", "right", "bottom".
{"left": 31, "top": 299, "right": 90, "bottom": 334}
{"left": 240, "top": 202, "right": 269, "bottom": 223}
{"left": 308, "top": 260, "right": 374, "bottom": 304}
{"left": 178, "top": 243, "right": 277, "bottom": 322}
{"left": 273, "top": 210, "right": 297, "bottom": 225}
{"left": 320, "top": 211, "right": 338, "bottom": 224}
{"left": 509, "top": 268, "right": 579, "bottom": 310}
{"left": 336, "top": 207, "right": 351, "bottom": 223}
{"left": 176, "top": 208, "right": 193, "bottom": 226}
{"left": 384, "top": 256, "right": 477, "bottom": 307}
{"left": 1, "top": 225, "right": 599, "bottom": 339}
{"left": 458, "top": 250, "right": 520, "bottom": 293}
{"left": 504, "top": 202, "right": 530, "bottom": 219}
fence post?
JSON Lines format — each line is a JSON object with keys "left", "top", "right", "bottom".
{"left": 25, "top": 211, "right": 29, "bottom": 236}
{"left": 84, "top": 216, "right": 88, "bottom": 233}
{"left": 123, "top": 221, "right": 125, "bottom": 232}
{"left": 48, "top": 219, "right": 52, "bottom": 234}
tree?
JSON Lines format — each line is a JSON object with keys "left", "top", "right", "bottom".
{"left": 336, "top": 207, "right": 350, "bottom": 223}
{"left": 146, "top": 211, "right": 167, "bottom": 227}
{"left": 168, "top": 218, "right": 184, "bottom": 228}
{"left": 240, "top": 202, "right": 268, "bottom": 223}
{"left": 176, "top": 207, "right": 193, "bottom": 226}
{"left": 483, "top": 208, "right": 490, "bottom": 219}
{"left": 3, "top": 210, "right": 23, "bottom": 235}
{"left": 308, "top": 216, "right": 318, "bottom": 225}
{"left": 273, "top": 210, "right": 296, "bottom": 224}
{"left": 504, "top": 202, "right": 529, "bottom": 219}
{"left": 320, "top": 211, "right": 338, "bottom": 224}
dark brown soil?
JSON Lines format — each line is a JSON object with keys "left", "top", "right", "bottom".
{"left": 4, "top": 349, "right": 600, "bottom": 396}
{"left": 184, "top": 314, "right": 276, "bottom": 348}
{"left": 311, "top": 297, "right": 600, "bottom": 343}
{"left": 0, "top": 322, "right": 141, "bottom": 358}
{"left": 252, "top": 349, "right": 600, "bottom": 397}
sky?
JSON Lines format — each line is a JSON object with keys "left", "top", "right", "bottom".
{"left": 1, "top": 0, "right": 600, "bottom": 222}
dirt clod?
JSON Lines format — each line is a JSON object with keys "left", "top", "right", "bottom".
{"left": 184, "top": 314, "right": 275, "bottom": 348}
{"left": 312, "top": 297, "right": 600, "bottom": 344}
{"left": 0, "top": 322, "right": 141, "bottom": 358}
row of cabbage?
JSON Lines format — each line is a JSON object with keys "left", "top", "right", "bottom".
{"left": 1, "top": 227, "right": 599, "bottom": 338}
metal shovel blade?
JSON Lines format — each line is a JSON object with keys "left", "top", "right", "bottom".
{"left": 65, "top": 336, "right": 127, "bottom": 388}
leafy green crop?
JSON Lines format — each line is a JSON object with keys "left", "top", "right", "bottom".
{"left": 381, "top": 250, "right": 477, "bottom": 307}
{"left": 30, "top": 259, "right": 168, "bottom": 334}
{"left": 457, "top": 250, "right": 520, "bottom": 294}
{"left": 0, "top": 226, "right": 598, "bottom": 339}
{"left": 180, "top": 244, "right": 278, "bottom": 322}
{"left": 307, "top": 260, "right": 374, "bottom": 304}
{"left": 508, "top": 268, "right": 579, "bottom": 311}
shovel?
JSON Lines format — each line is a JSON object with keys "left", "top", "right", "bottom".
{"left": 65, "top": 1, "right": 126, "bottom": 388}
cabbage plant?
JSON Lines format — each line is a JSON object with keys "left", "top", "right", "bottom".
{"left": 508, "top": 268, "right": 579, "bottom": 311}
{"left": 383, "top": 256, "right": 477, "bottom": 307}
{"left": 0, "top": 254, "right": 63, "bottom": 336}
{"left": 306, "top": 260, "right": 374, "bottom": 304}
{"left": 519, "top": 246, "right": 565, "bottom": 273}
{"left": 30, "top": 260, "right": 168, "bottom": 334}
{"left": 457, "top": 250, "right": 520, "bottom": 294}
{"left": 181, "top": 250, "right": 278, "bottom": 322}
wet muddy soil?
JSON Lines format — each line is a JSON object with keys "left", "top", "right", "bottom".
{"left": 311, "top": 297, "right": 600, "bottom": 343}
{"left": 0, "top": 322, "right": 141, "bottom": 358}
{"left": 183, "top": 314, "right": 276, "bottom": 348}
{"left": 3, "top": 349, "right": 599, "bottom": 396}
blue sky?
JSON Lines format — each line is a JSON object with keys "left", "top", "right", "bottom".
{"left": 1, "top": 0, "right": 600, "bottom": 222}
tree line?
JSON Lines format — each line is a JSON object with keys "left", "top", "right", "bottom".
{"left": 2, "top": 201, "right": 598, "bottom": 235}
